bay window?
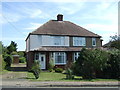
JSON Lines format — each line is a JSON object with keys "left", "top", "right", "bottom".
{"left": 50, "top": 52, "right": 66, "bottom": 65}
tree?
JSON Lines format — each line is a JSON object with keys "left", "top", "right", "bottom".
{"left": 7, "top": 41, "right": 17, "bottom": 54}
{"left": 110, "top": 35, "right": 120, "bottom": 50}
{"left": 73, "top": 48, "right": 109, "bottom": 79}
{"left": 0, "top": 41, "right": 2, "bottom": 55}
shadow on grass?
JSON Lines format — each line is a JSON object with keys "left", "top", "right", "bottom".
{"left": 7, "top": 67, "right": 27, "bottom": 72}
{"left": 18, "top": 77, "right": 35, "bottom": 80}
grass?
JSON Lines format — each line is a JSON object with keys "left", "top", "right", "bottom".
{"left": 27, "top": 71, "right": 119, "bottom": 82}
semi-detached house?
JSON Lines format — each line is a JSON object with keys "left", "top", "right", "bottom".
{"left": 26, "top": 14, "right": 102, "bottom": 70}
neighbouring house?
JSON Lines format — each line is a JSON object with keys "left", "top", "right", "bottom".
{"left": 26, "top": 14, "right": 102, "bottom": 70}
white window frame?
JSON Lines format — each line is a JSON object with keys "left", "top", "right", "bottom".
{"left": 34, "top": 53, "right": 39, "bottom": 60}
{"left": 52, "top": 52, "right": 66, "bottom": 65}
{"left": 53, "top": 36, "right": 65, "bottom": 46}
{"left": 73, "top": 52, "right": 80, "bottom": 62}
{"left": 73, "top": 37, "right": 86, "bottom": 46}
{"left": 92, "top": 38, "right": 96, "bottom": 46}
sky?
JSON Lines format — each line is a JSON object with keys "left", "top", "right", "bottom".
{"left": 0, "top": 0, "right": 119, "bottom": 51}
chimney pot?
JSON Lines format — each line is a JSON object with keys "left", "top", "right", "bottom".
{"left": 57, "top": 14, "right": 63, "bottom": 21}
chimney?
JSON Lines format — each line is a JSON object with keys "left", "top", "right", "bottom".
{"left": 57, "top": 14, "right": 63, "bottom": 21}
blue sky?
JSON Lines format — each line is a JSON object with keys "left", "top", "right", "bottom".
{"left": 1, "top": 0, "right": 118, "bottom": 51}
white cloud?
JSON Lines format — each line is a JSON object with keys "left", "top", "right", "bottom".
{"left": 21, "top": 8, "right": 50, "bottom": 19}
{"left": 101, "top": 32, "right": 117, "bottom": 45}
{"left": 2, "top": 12, "right": 23, "bottom": 24}
{"left": 24, "top": 22, "right": 43, "bottom": 30}
{"left": 2, "top": 37, "right": 25, "bottom": 40}
{"left": 83, "top": 24, "right": 118, "bottom": 32}
{"left": 58, "top": 2, "right": 85, "bottom": 15}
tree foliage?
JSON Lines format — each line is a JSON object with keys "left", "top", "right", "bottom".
{"left": 7, "top": 41, "right": 17, "bottom": 54}
{"left": 73, "top": 48, "right": 109, "bottom": 79}
{"left": 103, "top": 49, "right": 120, "bottom": 79}
{"left": 110, "top": 35, "right": 120, "bottom": 50}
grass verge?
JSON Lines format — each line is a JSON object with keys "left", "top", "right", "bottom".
{"left": 27, "top": 71, "right": 119, "bottom": 82}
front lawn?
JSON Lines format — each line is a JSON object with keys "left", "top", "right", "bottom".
{"left": 27, "top": 71, "right": 119, "bottom": 82}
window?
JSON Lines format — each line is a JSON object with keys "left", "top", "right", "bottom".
{"left": 73, "top": 37, "right": 86, "bottom": 46}
{"left": 53, "top": 36, "right": 65, "bottom": 46}
{"left": 92, "top": 38, "right": 96, "bottom": 46}
{"left": 53, "top": 52, "right": 66, "bottom": 64}
{"left": 74, "top": 52, "right": 80, "bottom": 62}
{"left": 35, "top": 53, "right": 39, "bottom": 60}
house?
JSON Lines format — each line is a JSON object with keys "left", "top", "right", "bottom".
{"left": 26, "top": 14, "right": 102, "bottom": 70}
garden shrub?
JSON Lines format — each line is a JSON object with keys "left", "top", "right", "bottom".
{"left": 103, "top": 49, "right": 120, "bottom": 79}
{"left": 3, "top": 54, "right": 12, "bottom": 70}
{"left": 73, "top": 48, "right": 109, "bottom": 79}
{"left": 31, "top": 60, "right": 41, "bottom": 79}
{"left": 2, "top": 56, "right": 6, "bottom": 70}
{"left": 19, "top": 57, "right": 26, "bottom": 63}
{"left": 55, "top": 68, "right": 63, "bottom": 73}
{"left": 48, "top": 59, "right": 55, "bottom": 72}
{"left": 11, "top": 51, "right": 18, "bottom": 55}
{"left": 66, "top": 68, "right": 74, "bottom": 79}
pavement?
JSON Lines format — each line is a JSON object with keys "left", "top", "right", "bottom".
{"left": 1, "top": 78, "right": 120, "bottom": 88}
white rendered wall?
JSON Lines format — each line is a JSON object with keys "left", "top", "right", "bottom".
{"left": 27, "top": 35, "right": 70, "bottom": 51}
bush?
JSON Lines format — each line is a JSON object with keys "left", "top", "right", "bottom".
{"left": 2, "top": 56, "right": 6, "bottom": 70}
{"left": 55, "top": 68, "right": 63, "bottom": 73}
{"left": 66, "top": 68, "right": 74, "bottom": 79}
{"left": 73, "top": 48, "right": 109, "bottom": 79}
{"left": 48, "top": 59, "right": 55, "bottom": 72}
{"left": 3, "top": 54, "right": 12, "bottom": 69}
{"left": 103, "top": 49, "right": 120, "bottom": 79}
{"left": 11, "top": 51, "right": 18, "bottom": 55}
{"left": 19, "top": 57, "right": 26, "bottom": 63}
{"left": 31, "top": 60, "right": 41, "bottom": 79}
{"left": 18, "top": 51, "right": 24, "bottom": 57}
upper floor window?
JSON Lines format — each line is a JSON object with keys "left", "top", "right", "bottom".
{"left": 73, "top": 37, "right": 86, "bottom": 46}
{"left": 92, "top": 38, "right": 96, "bottom": 46}
{"left": 53, "top": 36, "right": 65, "bottom": 46}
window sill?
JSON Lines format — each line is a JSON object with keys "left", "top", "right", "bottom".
{"left": 55, "top": 63, "right": 66, "bottom": 65}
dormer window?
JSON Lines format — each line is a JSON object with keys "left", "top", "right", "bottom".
{"left": 92, "top": 38, "right": 96, "bottom": 46}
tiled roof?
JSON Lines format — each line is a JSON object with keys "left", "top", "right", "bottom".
{"left": 32, "top": 46, "right": 93, "bottom": 51}
{"left": 31, "top": 20, "right": 101, "bottom": 37}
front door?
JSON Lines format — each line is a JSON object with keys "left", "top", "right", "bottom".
{"left": 39, "top": 54, "right": 46, "bottom": 69}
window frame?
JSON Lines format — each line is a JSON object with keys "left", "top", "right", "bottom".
{"left": 92, "top": 38, "right": 96, "bottom": 46}
{"left": 73, "top": 37, "right": 86, "bottom": 46}
{"left": 34, "top": 53, "right": 39, "bottom": 60}
{"left": 73, "top": 52, "right": 80, "bottom": 62}
{"left": 52, "top": 52, "right": 66, "bottom": 65}
{"left": 53, "top": 36, "right": 65, "bottom": 46}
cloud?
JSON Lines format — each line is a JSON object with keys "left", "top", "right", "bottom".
{"left": 83, "top": 24, "right": 118, "bottom": 32}
{"left": 58, "top": 2, "right": 85, "bottom": 15}
{"left": 2, "top": 12, "right": 24, "bottom": 24}
{"left": 24, "top": 22, "right": 43, "bottom": 30}
{"left": 101, "top": 32, "right": 117, "bottom": 45}
{"left": 2, "top": 37, "right": 25, "bottom": 41}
